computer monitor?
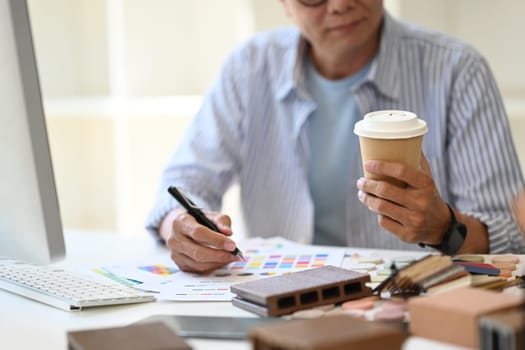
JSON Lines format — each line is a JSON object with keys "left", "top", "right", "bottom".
{"left": 0, "top": 0, "right": 65, "bottom": 264}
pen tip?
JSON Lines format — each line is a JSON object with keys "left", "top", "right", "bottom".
{"left": 231, "top": 247, "right": 245, "bottom": 261}
{"left": 237, "top": 251, "right": 245, "bottom": 261}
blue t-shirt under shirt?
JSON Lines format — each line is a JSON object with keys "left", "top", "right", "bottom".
{"left": 305, "top": 58, "right": 372, "bottom": 246}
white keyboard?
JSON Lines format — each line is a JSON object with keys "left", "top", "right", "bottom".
{"left": 0, "top": 259, "right": 156, "bottom": 311}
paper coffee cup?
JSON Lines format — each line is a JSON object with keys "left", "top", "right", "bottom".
{"left": 353, "top": 110, "right": 428, "bottom": 186}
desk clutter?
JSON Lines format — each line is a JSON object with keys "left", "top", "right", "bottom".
{"left": 479, "top": 309, "right": 524, "bottom": 350}
{"left": 372, "top": 254, "right": 523, "bottom": 296}
{"left": 231, "top": 265, "right": 372, "bottom": 316}
{"left": 250, "top": 314, "right": 405, "bottom": 350}
{"left": 58, "top": 247, "right": 525, "bottom": 350}
{"left": 233, "top": 252, "right": 525, "bottom": 350}
{"left": 67, "top": 322, "right": 192, "bottom": 350}
{"left": 84, "top": 237, "right": 524, "bottom": 350}
{"left": 92, "top": 237, "right": 346, "bottom": 301}
{"left": 408, "top": 286, "right": 524, "bottom": 348}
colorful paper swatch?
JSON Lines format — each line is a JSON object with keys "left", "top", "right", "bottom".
{"left": 95, "top": 237, "right": 345, "bottom": 301}
{"left": 228, "top": 253, "right": 330, "bottom": 271}
{"left": 138, "top": 264, "right": 179, "bottom": 276}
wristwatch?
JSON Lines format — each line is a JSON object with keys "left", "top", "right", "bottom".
{"left": 419, "top": 204, "right": 467, "bottom": 255}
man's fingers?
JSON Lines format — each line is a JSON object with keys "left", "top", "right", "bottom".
{"left": 364, "top": 160, "right": 430, "bottom": 189}
{"left": 167, "top": 231, "right": 236, "bottom": 273}
{"left": 167, "top": 209, "right": 240, "bottom": 273}
{"left": 180, "top": 237, "right": 236, "bottom": 264}
{"left": 187, "top": 226, "right": 237, "bottom": 252}
{"left": 204, "top": 211, "right": 233, "bottom": 236}
{"left": 364, "top": 160, "right": 410, "bottom": 182}
{"left": 174, "top": 212, "right": 236, "bottom": 251}
{"left": 358, "top": 190, "right": 406, "bottom": 222}
{"left": 172, "top": 252, "right": 232, "bottom": 274}
{"left": 357, "top": 178, "right": 411, "bottom": 209}
{"left": 377, "top": 215, "right": 419, "bottom": 243}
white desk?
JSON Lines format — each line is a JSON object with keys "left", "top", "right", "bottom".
{"left": 0, "top": 231, "right": 477, "bottom": 350}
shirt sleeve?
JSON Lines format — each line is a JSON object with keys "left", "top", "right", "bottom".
{"left": 447, "top": 52, "right": 525, "bottom": 253}
{"left": 144, "top": 46, "right": 248, "bottom": 236}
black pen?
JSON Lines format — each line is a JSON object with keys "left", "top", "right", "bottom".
{"left": 167, "top": 186, "right": 245, "bottom": 261}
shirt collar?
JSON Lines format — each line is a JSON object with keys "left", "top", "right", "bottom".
{"left": 367, "top": 11, "right": 402, "bottom": 100}
{"left": 276, "top": 11, "right": 403, "bottom": 101}
{"left": 275, "top": 29, "right": 308, "bottom": 101}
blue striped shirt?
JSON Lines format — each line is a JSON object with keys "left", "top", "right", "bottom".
{"left": 305, "top": 56, "right": 371, "bottom": 246}
{"left": 146, "top": 12, "right": 525, "bottom": 253}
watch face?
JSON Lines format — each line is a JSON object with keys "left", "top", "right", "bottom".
{"left": 444, "top": 222, "right": 467, "bottom": 255}
{"left": 436, "top": 204, "right": 468, "bottom": 255}
{"left": 423, "top": 205, "right": 467, "bottom": 255}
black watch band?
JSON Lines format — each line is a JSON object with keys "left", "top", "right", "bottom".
{"left": 419, "top": 204, "right": 467, "bottom": 255}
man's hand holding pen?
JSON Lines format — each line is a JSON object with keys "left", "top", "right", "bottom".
{"left": 159, "top": 187, "right": 244, "bottom": 274}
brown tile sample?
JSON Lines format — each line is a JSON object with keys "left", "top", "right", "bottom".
{"left": 479, "top": 309, "right": 525, "bottom": 350}
{"left": 68, "top": 322, "right": 192, "bottom": 350}
{"left": 250, "top": 314, "right": 405, "bottom": 350}
{"left": 408, "top": 286, "right": 524, "bottom": 348}
{"left": 231, "top": 265, "right": 372, "bottom": 317}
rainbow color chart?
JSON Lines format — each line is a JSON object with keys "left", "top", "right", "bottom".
{"left": 138, "top": 264, "right": 179, "bottom": 276}
{"left": 95, "top": 237, "right": 345, "bottom": 301}
{"left": 210, "top": 238, "right": 345, "bottom": 279}
{"left": 228, "top": 253, "right": 330, "bottom": 271}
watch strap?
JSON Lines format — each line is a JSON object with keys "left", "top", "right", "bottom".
{"left": 419, "top": 204, "right": 467, "bottom": 255}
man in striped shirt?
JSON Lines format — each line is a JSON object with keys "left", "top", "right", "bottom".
{"left": 146, "top": 0, "right": 524, "bottom": 273}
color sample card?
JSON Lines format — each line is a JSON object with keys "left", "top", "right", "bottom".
{"left": 95, "top": 237, "right": 345, "bottom": 301}
{"left": 91, "top": 268, "right": 143, "bottom": 288}
{"left": 163, "top": 238, "right": 344, "bottom": 300}
{"left": 138, "top": 264, "right": 179, "bottom": 276}
{"left": 97, "top": 257, "right": 180, "bottom": 293}
{"left": 161, "top": 279, "right": 236, "bottom": 301}
{"left": 206, "top": 238, "right": 345, "bottom": 283}
{"left": 227, "top": 253, "right": 331, "bottom": 272}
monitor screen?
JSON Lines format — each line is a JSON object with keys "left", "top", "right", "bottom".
{"left": 0, "top": 0, "right": 65, "bottom": 264}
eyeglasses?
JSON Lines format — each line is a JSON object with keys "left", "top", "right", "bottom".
{"left": 296, "top": 0, "right": 327, "bottom": 7}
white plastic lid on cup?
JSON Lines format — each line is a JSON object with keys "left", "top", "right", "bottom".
{"left": 353, "top": 110, "right": 428, "bottom": 139}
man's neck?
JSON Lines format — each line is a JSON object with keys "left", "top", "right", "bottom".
{"left": 309, "top": 30, "right": 381, "bottom": 80}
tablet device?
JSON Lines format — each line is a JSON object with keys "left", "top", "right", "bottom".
{"left": 136, "top": 315, "right": 281, "bottom": 340}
